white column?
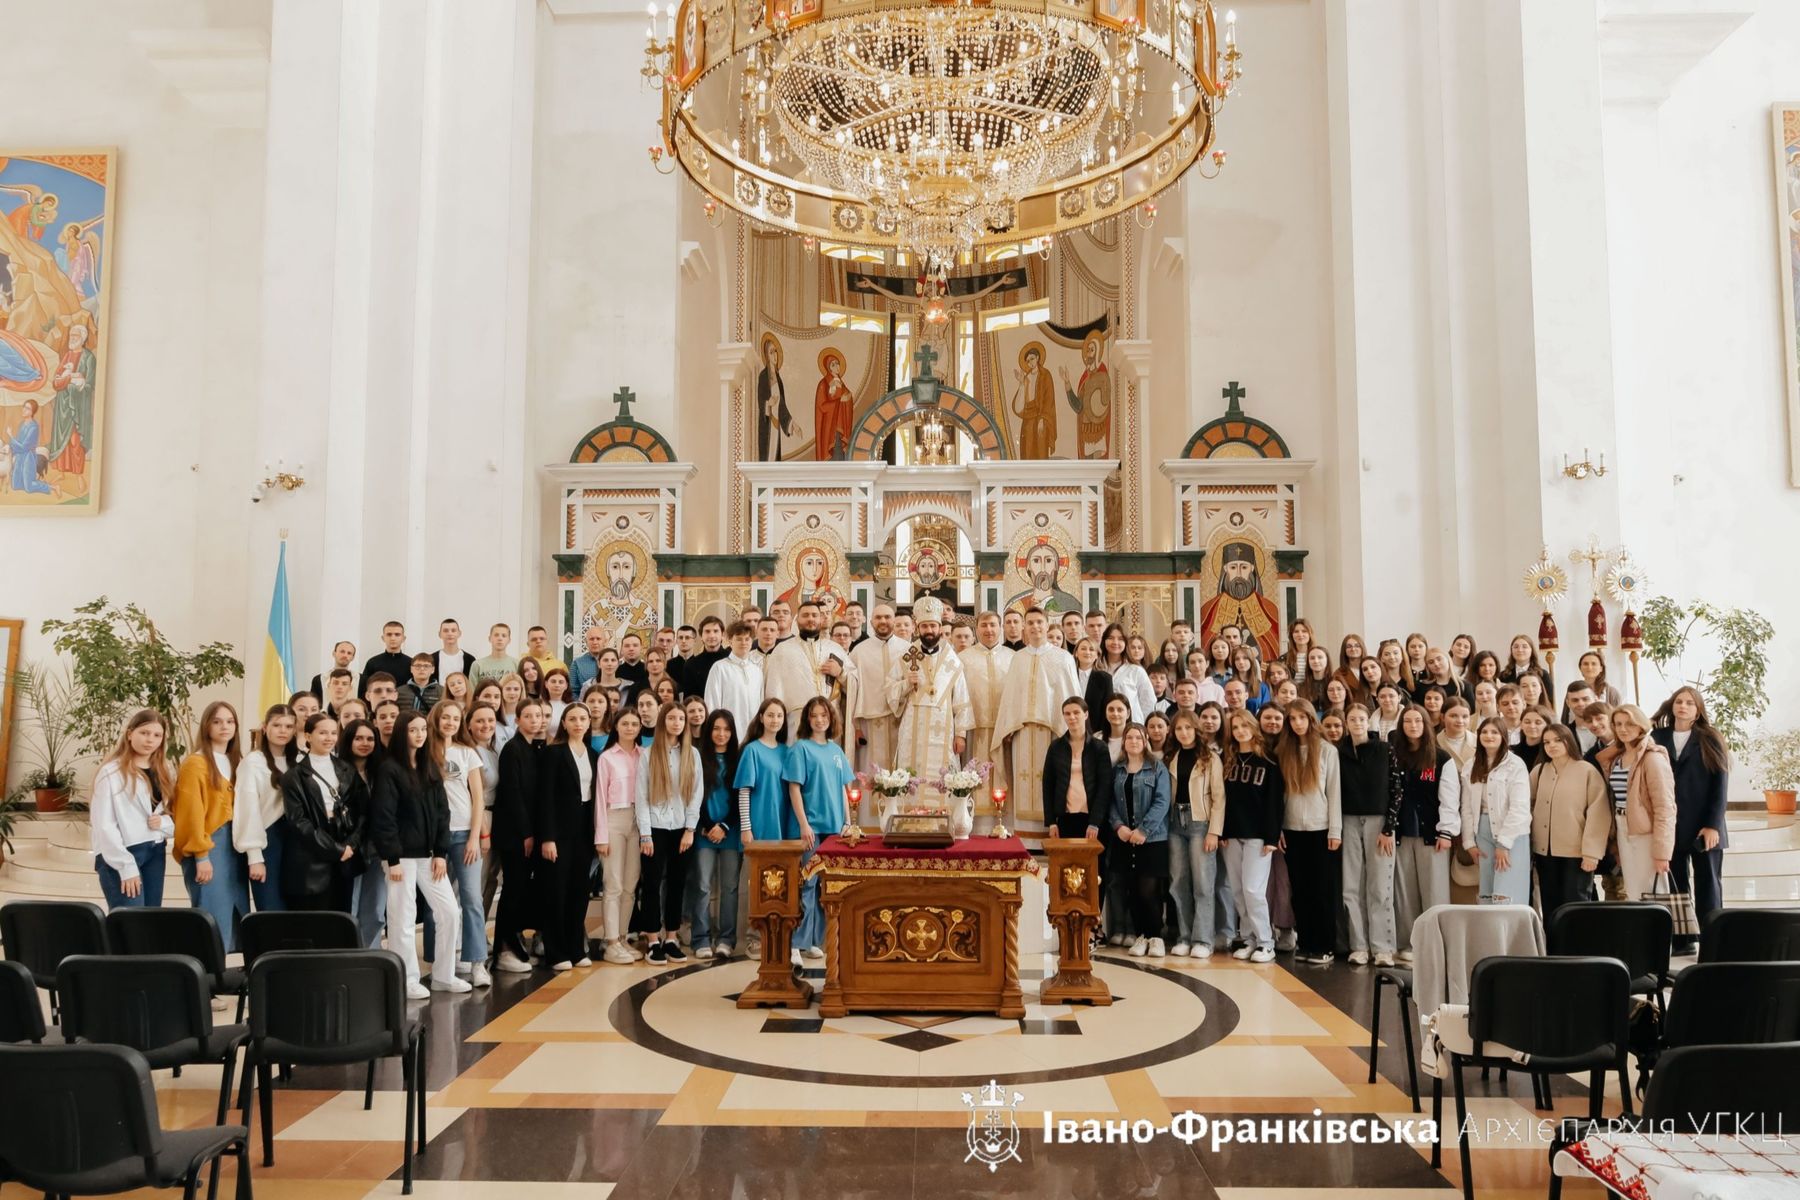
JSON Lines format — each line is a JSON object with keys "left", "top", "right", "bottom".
{"left": 247, "top": 0, "right": 538, "bottom": 689}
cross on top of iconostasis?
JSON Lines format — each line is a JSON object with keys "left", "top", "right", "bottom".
{"left": 913, "top": 343, "right": 940, "bottom": 379}
{"left": 1222, "top": 380, "right": 1247, "bottom": 416}
{"left": 612, "top": 386, "right": 638, "bottom": 422}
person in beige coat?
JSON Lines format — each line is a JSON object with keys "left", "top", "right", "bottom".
{"left": 1528, "top": 724, "right": 1611, "bottom": 920}
{"left": 1593, "top": 703, "right": 1675, "bottom": 900}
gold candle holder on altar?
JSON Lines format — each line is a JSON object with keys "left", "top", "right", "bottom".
{"left": 841, "top": 787, "right": 867, "bottom": 846}
{"left": 990, "top": 786, "right": 1010, "bottom": 841}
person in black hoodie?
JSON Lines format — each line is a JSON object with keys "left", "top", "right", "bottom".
{"left": 536, "top": 703, "right": 600, "bottom": 972}
{"left": 1220, "top": 707, "right": 1284, "bottom": 962}
{"left": 279, "top": 712, "right": 365, "bottom": 912}
{"left": 360, "top": 621, "right": 414, "bottom": 701}
{"left": 1043, "top": 697, "right": 1114, "bottom": 840}
{"left": 1337, "top": 703, "right": 1398, "bottom": 966}
{"left": 371, "top": 709, "right": 466, "bottom": 998}
{"left": 1390, "top": 704, "right": 1459, "bottom": 963}
{"left": 491, "top": 698, "right": 548, "bottom": 973}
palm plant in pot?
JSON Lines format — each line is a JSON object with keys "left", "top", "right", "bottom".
{"left": 9, "top": 662, "right": 85, "bottom": 812}
{"left": 1752, "top": 729, "right": 1800, "bottom": 816}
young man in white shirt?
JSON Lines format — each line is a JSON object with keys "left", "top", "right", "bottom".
{"left": 435, "top": 618, "right": 476, "bottom": 683}
{"left": 704, "top": 621, "right": 765, "bottom": 737}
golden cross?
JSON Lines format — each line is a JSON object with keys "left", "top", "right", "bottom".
{"left": 1568, "top": 536, "right": 1616, "bottom": 592}
{"left": 904, "top": 917, "right": 938, "bottom": 952}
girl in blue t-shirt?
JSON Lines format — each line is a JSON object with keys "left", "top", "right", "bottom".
{"left": 733, "top": 698, "right": 789, "bottom": 843}
{"left": 784, "top": 696, "right": 856, "bottom": 961}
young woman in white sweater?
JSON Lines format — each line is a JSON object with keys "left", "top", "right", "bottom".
{"left": 1460, "top": 717, "right": 1532, "bottom": 905}
{"left": 234, "top": 703, "right": 300, "bottom": 913}
{"left": 1277, "top": 703, "right": 1342, "bottom": 964}
{"left": 635, "top": 702, "right": 703, "bottom": 964}
{"left": 90, "top": 709, "right": 175, "bottom": 909}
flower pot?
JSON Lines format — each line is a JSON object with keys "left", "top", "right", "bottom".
{"left": 1765, "top": 789, "right": 1798, "bottom": 816}
{"left": 34, "top": 786, "right": 70, "bottom": 813}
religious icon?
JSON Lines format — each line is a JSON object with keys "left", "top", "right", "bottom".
{"left": 766, "top": 0, "right": 822, "bottom": 30}
{"left": 814, "top": 347, "right": 852, "bottom": 461}
{"left": 776, "top": 537, "right": 846, "bottom": 618}
{"left": 1059, "top": 331, "right": 1112, "bottom": 458}
{"left": 1004, "top": 533, "right": 1082, "bottom": 615}
{"left": 1093, "top": 0, "right": 1145, "bottom": 31}
{"left": 1011, "top": 341, "right": 1055, "bottom": 459}
{"left": 755, "top": 332, "right": 795, "bottom": 461}
{"left": 586, "top": 538, "right": 658, "bottom": 641}
{"left": 1198, "top": 537, "right": 1282, "bottom": 663}
{"left": 674, "top": 0, "right": 705, "bottom": 87}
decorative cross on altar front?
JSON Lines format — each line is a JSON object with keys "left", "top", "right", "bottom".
{"left": 913, "top": 343, "right": 940, "bottom": 379}
{"left": 611, "top": 386, "right": 637, "bottom": 422}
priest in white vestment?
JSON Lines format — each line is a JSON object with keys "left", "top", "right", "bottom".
{"left": 884, "top": 597, "right": 972, "bottom": 790}
{"left": 849, "top": 604, "right": 906, "bottom": 772}
{"left": 763, "top": 600, "right": 852, "bottom": 753}
{"left": 961, "top": 610, "right": 1015, "bottom": 793}
{"left": 993, "top": 607, "right": 1081, "bottom": 829}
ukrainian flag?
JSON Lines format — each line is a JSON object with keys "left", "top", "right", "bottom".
{"left": 259, "top": 541, "right": 297, "bottom": 716}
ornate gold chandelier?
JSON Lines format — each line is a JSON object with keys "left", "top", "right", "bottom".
{"left": 648, "top": 0, "right": 1241, "bottom": 272}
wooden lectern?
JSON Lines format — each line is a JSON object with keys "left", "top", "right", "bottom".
{"left": 737, "top": 841, "right": 814, "bottom": 1009}
{"left": 1039, "top": 837, "right": 1111, "bottom": 1007}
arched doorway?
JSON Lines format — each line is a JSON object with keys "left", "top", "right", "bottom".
{"left": 846, "top": 349, "right": 1010, "bottom": 462}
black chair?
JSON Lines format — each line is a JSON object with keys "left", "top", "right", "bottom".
{"left": 1698, "top": 908, "right": 1800, "bottom": 963}
{"left": 0, "top": 959, "right": 46, "bottom": 1043}
{"left": 240, "top": 950, "right": 426, "bottom": 1194}
{"left": 106, "top": 907, "right": 249, "bottom": 1020}
{"left": 236, "top": 911, "right": 362, "bottom": 1090}
{"left": 1367, "top": 965, "right": 1420, "bottom": 1112}
{"left": 1664, "top": 961, "right": 1800, "bottom": 1048}
{"left": 1548, "top": 902, "right": 1673, "bottom": 1011}
{"left": 1434, "top": 956, "right": 1630, "bottom": 1200}
{"left": 1548, "top": 1043, "right": 1800, "bottom": 1199}
{"left": 0, "top": 1042, "right": 251, "bottom": 1200}
{"left": 0, "top": 898, "right": 108, "bottom": 1020}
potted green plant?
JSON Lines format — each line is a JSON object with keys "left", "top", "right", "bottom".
{"left": 8, "top": 662, "right": 85, "bottom": 812}
{"left": 41, "top": 597, "right": 242, "bottom": 760}
{"left": 1639, "top": 596, "right": 1774, "bottom": 754}
{"left": 0, "top": 785, "right": 37, "bottom": 865}
{"left": 1752, "top": 729, "right": 1800, "bottom": 815}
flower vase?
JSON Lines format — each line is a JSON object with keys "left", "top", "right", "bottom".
{"left": 947, "top": 792, "right": 975, "bottom": 839}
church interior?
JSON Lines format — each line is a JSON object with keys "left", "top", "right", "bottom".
{"left": 3, "top": 0, "right": 1800, "bottom": 1197}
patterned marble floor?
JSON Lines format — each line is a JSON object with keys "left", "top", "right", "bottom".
{"left": 0, "top": 941, "right": 1623, "bottom": 1199}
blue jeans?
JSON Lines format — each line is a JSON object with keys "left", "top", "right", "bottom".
{"left": 354, "top": 858, "right": 388, "bottom": 949}
{"left": 247, "top": 818, "right": 289, "bottom": 913}
{"left": 1476, "top": 814, "right": 1531, "bottom": 906}
{"left": 692, "top": 844, "right": 742, "bottom": 950}
{"left": 179, "top": 829, "right": 249, "bottom": 952}
{"left": 446, "top": 831, "right": 489, "bottom": 964}
{"left": 1168, "top": 815, "right": 1216, "bottom": 946}
{"left": 96, "top": 842, "right": 167, "bottom": 910}
{"left": 792, "top": 846, "right": 821, "bottom": 952}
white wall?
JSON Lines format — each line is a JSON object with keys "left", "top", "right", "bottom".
{"left": 0, "top": 0, "right": 264, "bottom": 783}
{"left": 1604, "top": 0, "right": 1800, "bottom": 733}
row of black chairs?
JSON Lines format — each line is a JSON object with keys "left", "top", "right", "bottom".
{"left": 0, "top": 905, "right": 430, "bottom": 1199}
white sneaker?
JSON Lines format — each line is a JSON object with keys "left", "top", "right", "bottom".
{"left": 802, "top": 946, "right": 825, "bottom": 962}
{"left": 694, "top": 946, "right": 715, "bottom": 960}
{"left": 715, "top": 943, "right": 735, "bottom": 960}
{"left": 469, "top": 964, "right": 492, "bottom": 987}
{"left": 1275, "top": 929, "right": 1297, "bottom": 952}
{"left": 495, "top": 950, "right": 533, "bottom": 974}
{"left": 455, "top": 963, "right": 472, "bottom": 977}
{"left": 1128, "top": 937, "right": 1149, "bottom": 957}
{"left": 431, "top": 976, "right": 473, "bottom": 993}
{"left": 746, "top": 934, "right": 762, "bottom": 956}
{"left": 1171, "top": 942, "right": 1191, "bottom": 957}
{"left": 1108, "top": 933, "right": 1128, "bottom": 947}
{"left": 791, "top": 948, "right": 804, "bottom": 967}
{"left": 1190, "top": 943, "right": 1213, "bottom": 959}
{"left": 1396, "top": 949, "right": 1414, "bottom": 964}
{"left": 405, "top": 982, "right": 430, "bottom": 1000}
{"left": 1249, "top": 947, "right": 1276, "bottom": 963}
{"left": 1231, "top": 944, "right": 1253, "bottom": 960}
{"left": 1348, "top": 950, "right": 1370, "bottom": 966}
{"left": 1147, "top": 938, "right": 1166, "bottom": 958}
{"left": 574, "top": 956, "right": 593, "bottom": 968}
{"left": 626, "top": 942, "right": 645, "bottom": 962}
{"left": 549, "top": 960, "right": 573, "bottom": 973}
{"left": 1373, "top": 952, "right": 1395, "bottom": 968}
{"left": 602, "top": 943, "right": 635, "bottom": 965}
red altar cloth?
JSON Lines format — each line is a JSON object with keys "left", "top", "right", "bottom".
{"left": 802, "top": 835, "right": 1038, "bottom": 877}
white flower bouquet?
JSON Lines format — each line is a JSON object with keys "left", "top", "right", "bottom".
{"left": 939, "top": 760, "right": 993, "bottom": 801}
{"left": 867, "top": 767, "right": 918, "bottom": 801}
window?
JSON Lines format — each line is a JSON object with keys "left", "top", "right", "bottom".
{"left": 894, "top": 318, "right": 913, "bottom": 387}
{"left": 819, "top": 241, "right": 886, "bottom": 264}
{"left": 819, "top": 305, "right": 884, "bottom": 333}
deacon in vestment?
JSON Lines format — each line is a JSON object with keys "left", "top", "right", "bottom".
{"left": 993, "top": 607, "right": 1081, "bottom": 829}
{"left": 848, "top": 603, "right": 906, "bottom": 821}
{"left": 762, "top": 600, "right": 854, "bottom": 754}
{"left": 961, "top": 610, "right": 1016, "bottom": 793}
{"left": 884, "top": 597, "right": 973, "bottom": 788}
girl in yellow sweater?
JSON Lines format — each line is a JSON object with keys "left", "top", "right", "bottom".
{"left": 171, "top": 700, "right": 251, "bottom": 951}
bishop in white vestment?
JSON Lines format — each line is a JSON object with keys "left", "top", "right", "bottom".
{"left": 961, "top": 611, "right": 1015, "bottom": 792}
{"left": 884, "top": 597, "right": 973, "bottom": 788}
{"left": 993, "top": 608, "right": 1080, "bottom": 828}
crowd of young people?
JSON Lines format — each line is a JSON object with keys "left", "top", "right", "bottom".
{"left": 84, "top": 608, "right": 1732, "bottom": 992}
